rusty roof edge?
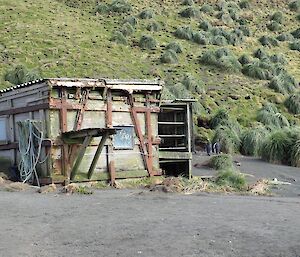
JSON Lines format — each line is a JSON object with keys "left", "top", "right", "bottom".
{"left": 0, "top": 77, "right": 163, "bottom": 94}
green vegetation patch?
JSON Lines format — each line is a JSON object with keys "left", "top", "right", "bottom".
{"left": 209, "top": 154, "right": 233, "bottom": 170}
{"left": 4, "top": 65, "right": 41, "bottom": 85}
{"left": 284, "top": 92, "right": 300, "bottom": 114}
{"left": 139, "top": 35, "right": 157, "bottom": 49}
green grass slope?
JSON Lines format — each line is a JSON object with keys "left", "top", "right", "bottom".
{"left": 0, "top": 0, "right": 300, "bottom": 131}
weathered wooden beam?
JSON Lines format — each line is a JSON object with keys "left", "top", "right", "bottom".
{"left": 70, "top": 135, "right": 92, "bottom": 180}
{"left": 87, "top": 132, "right": 109, "bottom": 179}
{"left": 0, "top": 103, "right": 49, "bottom": 116}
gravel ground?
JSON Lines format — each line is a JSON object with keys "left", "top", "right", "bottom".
{"left": 0, "top": 190, "right": 300, "bottom": 257}
{"left": 193, "top": 153, "right": 300, "bottom": 197}
{"left": 1, "top": 155, "right": 300, "bottom": 257}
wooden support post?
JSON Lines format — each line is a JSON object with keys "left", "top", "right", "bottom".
{"left": 108, "top": 160, "right": 116, "bottom": 186}
{"left": 70, "top": 135, "right": 92, "bottom": 180}
{"left": 60, "top": 88, "right": 69, "bottom": 177}
{"left": 87, "top": 132, "right": 109, "bottom": 179}
{"left": 128, "top": 94, "right": 152, "bottom": 176}
{"left": 145, "top": 94, "right": 153, "bottom": 176}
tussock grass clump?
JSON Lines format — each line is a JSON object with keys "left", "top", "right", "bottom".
{"left": 147, "top": 21, "right": 161, "bottom": 32}
{"left": 165, "top": 42, "right": 183, "bottom": 53}
{"left": 123, "top": 16, "right": 137, "bottom": 27}
{"left": 238, "top": 54, "right": 251, "bottom": 65}
{"left": 289, "top": 0, "right": 300, "bottom": 11}
{"left": 210, "top": 109, "right": 229, "bottom": 129}
{"left": 269, "top": 54, "right": 287, "bottom": 65}
{"left": 174, "top": 26, "right": 193, "bottom": 40}
{"left": 182, "top": 0, "right": 194, "bottom": 6}
{"left": 211, "top": 35, "right": 228, "bottom": 46}
{"left": 241, "top": 126, "right": 269, "bottom": 156}
{"left": 291, "top": 28, "right": 300, "bottom": 38}
{"left": 4, "top": 65, "right": 41, "bottom": 85}
{"left": 169, "top": 83, "right": 193, "bottom": 99}
{"left": 267, "top": 21, "right": 281, "bottom": 31}
{"left": 297, "top": 14, "right": 300, "bottom": 21}
{"left": 160, "top": 49, "right": 178, "bottom": 64}
{"left": 284, "top": 92, "right": 300, "bottom": 114}
{"left": 260, "top": 127, "right": 300, "bottom": 166}
{"left": 109, "top": 0, "right": 131, "bottom": 13}
{"left": 94, "top": 0, "right": 131, "bottom": 14}
{"left": 139, "top": 35, "right": 157, "bottom": 49}
{"left": 110, "top": 31, "right": 127, "bottom": 44}
{"left": 179, "top": 6, "right": 200, "bottom": 18}
{"left": 239, "top": 0, "right": 250, "bottom": 9}
{"left": 259, "top": 35, "right": 279, "bottom": 47}
{"left": 242, "top": 61, "right": 274, "bottom": 80}
{"left": 289, "top": 40, "right": 300, "bottom": 51}
{"left": 215, "top": 169, "right": 246, "bottom": 190}
{"left": 193, "top": 31, "right": 210, "bottom": 45}
{"left": 199, "top": 20, "right": 212, "bottom": 31}
{"left": 209, "top": 154, "right": 233, "bottom": 170}
{"left": 181, "top": 73, "right": 205, "bottom": 94}
{"left": 271, "top": 11, "right": 283, "bottom": 23}
{"left": 257, "top": 103, "right": 290, "bottom": 128}
{"left": 161, "top": 86, "right": 175, "bottom": 100}
{"left": 200, "top": 48, "right": 241, "bottom": 72}
{"left": 93, "top": 3, "right": 109, "bottom": 14}
{"left": 210, "top": 109, "right": 242, "bottom": 154}
{"left": 200, "top": 4, "right": 214, "bottom": 13}
{"left": 239, "top": 25, "right": 251, "bottom": 37}
{"left": 217, "top": 12, "right": 234, "bottom": 25}
{"left": 268, "top": 72, "right": 297, "bottom": 94}
{"left": 276, "top": 33, "right": 294, "bottom": 42}
{"left": 120, "top": 22, "right": 134, "bottom": 36}
{"left": 139, "top": 9, "right": 154, "bottom": 19}
{"left": 253, "top": 48, "right": 269, "bottom": 60}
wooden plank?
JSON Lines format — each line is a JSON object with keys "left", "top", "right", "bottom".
{"left": 145, "top": 94, "right": 153, "bottom": 177}
{"left": 87, "top": 132, "right": 110, "bottom": 179}
{"left": 70, "top": 135, "right": 92, "bottom": 180}
{"left": 0, "top": 103, "right": 49, "bottom": 116}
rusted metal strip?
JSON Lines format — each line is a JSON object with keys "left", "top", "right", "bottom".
{"left": 128, "top": 94, "right": 152, "bottom": 176}
{"left": 73, "top": 89, "right": 90, "bottom": 131}
{"left": 145, "top": 94, "right": 154, "bottom": 176}
{"left": 68, "top": 89, "right": 90, "bottom": 167}
{"left": 0, "top": 103, "right": 49, "bottom": 116}
{"left": 59, "top": 88, "right": 69, "bottom": 177}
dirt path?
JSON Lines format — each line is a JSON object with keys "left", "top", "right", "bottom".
{"left": 192, "top": 153, "right": 300, "bottom": 197}
{"left": 0, "top": 189, "right": 300, "bottom": 257}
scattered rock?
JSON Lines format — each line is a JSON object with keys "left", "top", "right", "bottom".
{"left": 0, "top": 172, "right": 8, "bottom": 180}
{"left": 62, "top": 183, "right": 79, "bottom": 194}
{"left": 4, "top": 182, "right": 30, "bottom": 192}
{"left": 249, "top": 179, "right": 269, "bottom": 195}
{"left": 0, "top": 177, "right": 4, "bottom": 184}
{"left": 38, "top": 184, "right": 57, "bottom": 194}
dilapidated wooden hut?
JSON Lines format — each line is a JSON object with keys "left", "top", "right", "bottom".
{"left": 0, "top": 78, "right": 193, "bottom": 185}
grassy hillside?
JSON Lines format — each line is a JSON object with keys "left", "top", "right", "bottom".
{"left": 1, "top": 0, "right": 300, "bottom": 147}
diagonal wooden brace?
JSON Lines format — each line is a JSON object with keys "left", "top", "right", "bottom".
{"left": 87, "top": 132, "right": 110, "bottom": 179}
{"left": 70, "top": 135, "right": 92, "bottom": 180}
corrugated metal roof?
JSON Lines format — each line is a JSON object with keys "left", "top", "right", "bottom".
{"left": 0, "top": 78, "right": 163, "bottom": 94}
{"left": 0, "top": 79, "right": 46, "bottom": 93}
